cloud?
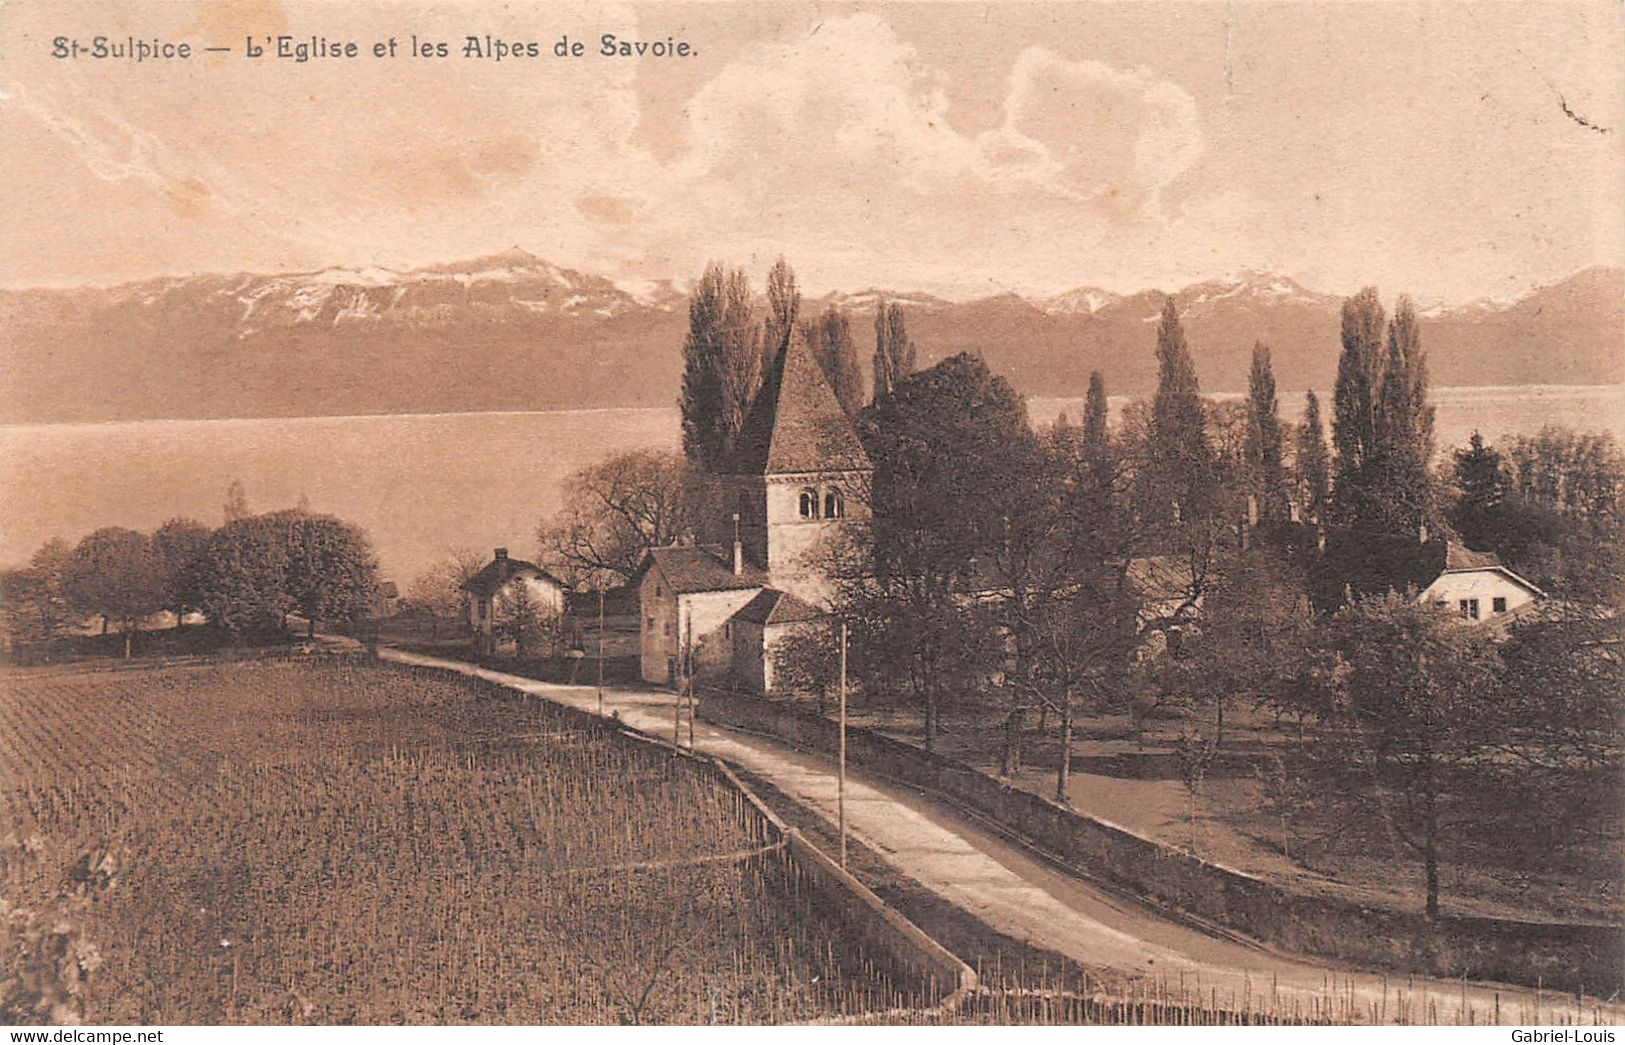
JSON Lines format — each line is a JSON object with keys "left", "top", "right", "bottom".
{"left": 978, "top": 48, "right": 1204, "bottom": 218}
{"left": 631, "top": 14, "right": 1206, "bottom": 291}
{"left": 675, "top": 13, "right": 978, "bottom": 192}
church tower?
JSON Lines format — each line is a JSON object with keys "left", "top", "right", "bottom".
{"left": 721, "top": 328, "right": 871, "bottom": 603}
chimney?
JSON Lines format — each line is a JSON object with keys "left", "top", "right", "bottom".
{"left": 494, "top": 547, "right": 508, "bottom": 560}
{"left": 731, "top": 513, "right": 743, "bottom": 575}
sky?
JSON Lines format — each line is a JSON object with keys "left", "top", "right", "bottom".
{"left": 2, "top": 0, "right": 1622, "bottom": 306}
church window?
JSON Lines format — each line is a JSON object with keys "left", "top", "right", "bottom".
{"left": 799, "top": 488, "right": 820, "bottom": 519}
{"left": 824, "top": 488, "right": 845, "bottom": 519}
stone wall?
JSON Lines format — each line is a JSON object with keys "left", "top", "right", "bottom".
{"left": 697, "top": 688, "right": 1623, "bottom": 995}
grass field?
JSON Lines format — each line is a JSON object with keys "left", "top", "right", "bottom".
{"left": 840, "top": 699, "right": 1621, "bottom": 925}
{"left": 0, "top": 655, "right": 903, "bottom": 1024}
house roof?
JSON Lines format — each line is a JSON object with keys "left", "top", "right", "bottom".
{"left": 733, "top": 588, "right": 823, "bottom": 626}
{"left": 640, "top": 544, "right": 769, "bottom": 594}
{"left": 731, "top": 328, "right": 872, "bottom": 476}
{"left": 1430, "top": 541, "right": 1547, "bottom": 598}
{"left": 461, "top": 555, "right": 559, "bottom": 596}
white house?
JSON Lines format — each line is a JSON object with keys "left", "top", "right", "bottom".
{"left": 461, "top": 548, "right": 565, "bottom": 654}
{"left": 1418, "top": 543, "right": 1546, "bottom": 624}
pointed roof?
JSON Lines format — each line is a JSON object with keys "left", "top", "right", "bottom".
{"left": 732, "top": 330, "right": 871, "bottom": 476}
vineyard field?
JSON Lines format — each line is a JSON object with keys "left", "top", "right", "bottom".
{"left": 0, "top": 655, "right": 902, "bottom": 1024}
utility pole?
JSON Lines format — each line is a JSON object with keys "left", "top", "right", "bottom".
{"left": 674, "top": 613, "right": 689, "bottom": 752}
{"left": 838, "top": 620, "right": 848, "bottom": 870}
{"left": 596, "top": 585, "right": 605, "bottom": 717}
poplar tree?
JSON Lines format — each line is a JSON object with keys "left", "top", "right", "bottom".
{"left": 1081, "top": 370, "right": 1112, "bottom": 498}
{"left": 1143, "top": 298, "right": 1212, "bottom": 526}
{"left": 1296, "top": 391, "right": 1330, "bottom": 526}
{"left": 718, "top": 268, "right": 763, "bottom": 457}
{"left": 681, "top": 263, "right": 764, "bottom": 470}
{"left": 872, "top": 300, "right": 917, "bottom": 401}
{"left": 806, "top": 305, "right": 864, "bottom": 416}
{"left": 764, "top": 257, "right": 800, "bottom": 356}
{"left": 1371, "top": 296, "right": 1435, "bottom": 537}
{"left": 1246, "top": 342, "right": 1289, "bottom": 525}
{"left": 1331, "top": 287, "right": 1386, "bottom": 528}
{"left": 680, "top": 262, "right": 727, "bottom": 468}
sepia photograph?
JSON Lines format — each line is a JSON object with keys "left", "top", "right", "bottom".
{"left": 1, "top": 0, "right": 1621, "bottom": 1033}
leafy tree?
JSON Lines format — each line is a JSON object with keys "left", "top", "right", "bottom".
{"left": 266, "top": 510, "right": 379, "bottom": 637}
{"left": 763, "top": 257, "right": 800, "bottom": 356}
{"left": 1245, "top": 343, "right": 1290, "bottom": 525}
{"left": 771, "top": 615, "right": 845, "bottom": 715}
{"left": 150, "top": 518, "right": 212, "bottom": 627}
{"left": 871, "top": 300, "right": 917, "bottom": 402}
{"left": 805, "top": 305, "right": 865, "bottom": 416}
{"left": 196, "top": 516, "right": 293, "bottom": 638}
{"left": 1503, "top": 426, "right": 1622, "bottom": 521}
{"left": 61, "top": 528, "right": 162, "bottom": 656}
{"left": 1015, "top": 563, "right": 1140, "bottom": 800}
{"left": 1294, "top": 391, "right": 1330, "bottom": 526}
{"left": 1141, "top": 298, "right": 1213, "bottom": 530}
{"left": 0, "top": 539, "right": 75, "bottom": 649}
{"left": 1473, "top": 426, "right": 1624, "bottom": 605}
{"left": 1314, "top": 593, "right": 1503, "bottom": 917}
{"left": 537, "top": 450, "right": 694, "bottom": 588}
{"left": 1495, "top": 610, "right": 1623, "bottom": 800}
{"left": 1177, "top": 547, "right": 1314, "bottom": 747}
{"left": 848, "top": 353, "right": 1030, "bottom": 750}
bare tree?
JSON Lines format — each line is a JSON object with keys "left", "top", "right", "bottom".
{"left": 537, "top": 450, "right": 694, "bottom": 588}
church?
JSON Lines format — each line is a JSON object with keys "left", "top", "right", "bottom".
{"left": 635, "top": 330, "right": 871, "bottom": 692}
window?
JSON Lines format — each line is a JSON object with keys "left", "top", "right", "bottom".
{"left": 1458, "top": 598, "right": 1480, "bottom": 621}
{"left": 664, "top": 621, "right": 672, "bottom": 637}
{"left": 824, "top": 487, "right": 845, "bottom": 519}
{"left": 1492, "top": 597, "right": 1507, "bottom": 614}
{"left": 646, "top": 616, "right": 655, "bottom": 630}
{"left": 799, "top": 488, "right": 820, "bottom": 519}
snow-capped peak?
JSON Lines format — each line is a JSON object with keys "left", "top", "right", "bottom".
{"left": 1034, "top": 286, "right": 1122, "bottom": 315}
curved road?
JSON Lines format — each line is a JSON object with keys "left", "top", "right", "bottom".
{"left": 381, "top": 648, "right": 1617, "bottom": 1026}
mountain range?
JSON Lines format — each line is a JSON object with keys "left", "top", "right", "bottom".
{"left": 1, "top": 250, "right": 1618, "bottom": 424}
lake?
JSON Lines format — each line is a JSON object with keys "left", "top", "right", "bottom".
{"left": 3, "top": 385, "right": 1621, "bottom": 584}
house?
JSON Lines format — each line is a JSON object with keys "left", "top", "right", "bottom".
{"left": 636, "top": 329, "right": 871, "bottom": 691}
{"left": 461, "top": 548, "right": 565, "bottom": 654}
{"left": 1418, "top": 542, "right": 1545, "bottom": 624}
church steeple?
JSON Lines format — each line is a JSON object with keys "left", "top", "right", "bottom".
{"left": 730, "top": 327, "right": 871, "bottom": 477}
